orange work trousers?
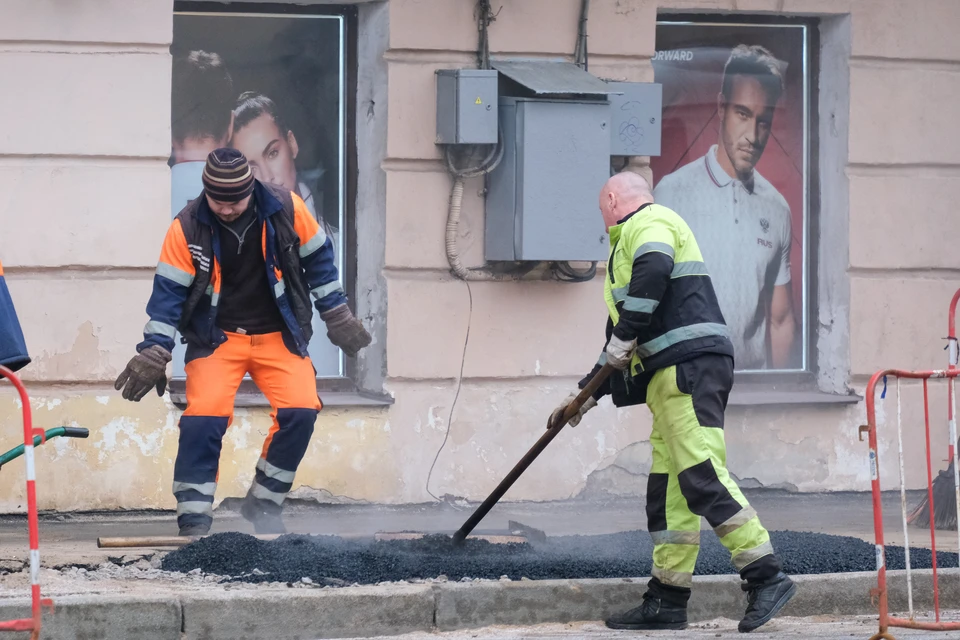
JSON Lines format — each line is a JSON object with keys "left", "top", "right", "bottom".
{"left": 173, "top": 331, "right": 321, "bottom": 530}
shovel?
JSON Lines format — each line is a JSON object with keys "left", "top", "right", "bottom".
{"left": 452, "top": 363, "right": 614, "bottom": 545}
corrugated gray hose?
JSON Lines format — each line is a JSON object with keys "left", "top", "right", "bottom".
{"left": 444, "top": 127, "right": 504, "bottom": 281}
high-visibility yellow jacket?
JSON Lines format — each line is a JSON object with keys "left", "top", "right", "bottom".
{"left": 581, "top": 202, "right": 734, "bottom": 406}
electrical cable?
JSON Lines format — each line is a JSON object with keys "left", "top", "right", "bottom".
{"left": 443, "top": 122, "right": 503, "bottom": 179}
{"left": 424, "top": 0, "right": 497, "bottom": 503}
{"left": 426, "top": 0, "right": 598, "bottom": 504}
{"left": 475, "top": 0, "right": 498, "bottom": 70}
{"left": 574, "top": 0, "right": 590, "bottom": 70}
{"left": 444, "top": 124, "right": 506, "bottom": 282}
{"left": 424, "top": 280, "right": 473, "bottom": 503}
{"left": 426, "top": 0, "right": 599, "bottom": 504}
{"left": 550, "top": 0, "right": 598, "bottom": 286}
{"left": 553, "top": 260, "right": 598, "bottom": 283}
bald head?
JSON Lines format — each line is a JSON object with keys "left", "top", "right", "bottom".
{"left": 599, "top": 171, "right": 655, "bottom": 230}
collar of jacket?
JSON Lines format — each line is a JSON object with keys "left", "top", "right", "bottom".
{"left": 195, "top": 180, "right": 285, "bottom": 227}
{"left": 609, "top": 202, "right": 655, "bottom": 244}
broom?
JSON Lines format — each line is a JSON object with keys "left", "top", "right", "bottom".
{"left": 906, "top": 310, "right": 960, "bottom": 531}
{"left": 906, "top": 446, "right": 959, "bottom": 531}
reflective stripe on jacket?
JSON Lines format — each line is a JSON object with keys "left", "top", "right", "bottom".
{"left": 605, "top": 202, "right": 733, "bottom": 375}
{"left": 137, "top": 181, "right": 347, "bottom": 357}
{"left": 0, "top": 260, "right": 30, "bottom": 372}
{"left": 579, "top": 202, "right": 734, "bottom": 407}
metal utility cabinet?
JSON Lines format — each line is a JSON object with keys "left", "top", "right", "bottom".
{"left": 606, "top": 81, "right": 663, "bottom": 157}
{"left": 485, "top": 96, "right": 611, "bottom": 262}
{"left": 484, "top": 60, "right": 617, "bottom": 263}
{"left": 435, "top": 69, "right": 499, "bottom": 145}
{"left": 434, "top": 60, "right": 664, "bottom": 265}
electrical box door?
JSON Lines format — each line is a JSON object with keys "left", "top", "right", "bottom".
{"left": 435, "top": 69, "right": 499, "bottom": 145}
{"left": 607, "top": 81, "right": 663, "bottom": 156}
{"left": 485, "top": 97, "right": 610, "bottom": 262}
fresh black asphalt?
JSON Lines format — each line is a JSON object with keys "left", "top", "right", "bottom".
{"left": 160, "top": 530, "right": 960, "bottom": 585}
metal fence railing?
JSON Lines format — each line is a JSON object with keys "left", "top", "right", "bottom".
{"left": 861, "top": 367, "right": 960, "bottom": 640}
{"left": 0, "top": 365, "right": 53, "bottom": 639}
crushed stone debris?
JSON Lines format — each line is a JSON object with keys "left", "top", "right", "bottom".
{"left": 159, "top": 530, "right": 960, "bottom": 586}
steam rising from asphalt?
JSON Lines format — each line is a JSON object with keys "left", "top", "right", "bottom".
{"left": 161, "top": 530, "right": 959, "bottom": 585}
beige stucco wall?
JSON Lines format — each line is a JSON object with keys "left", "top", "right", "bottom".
{"left": 0, "top": 0, "right": 958, "bottom": 513}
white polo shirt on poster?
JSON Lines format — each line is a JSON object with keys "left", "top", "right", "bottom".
{"left": 653, "top": 144, "right": 792, "bottom": 370}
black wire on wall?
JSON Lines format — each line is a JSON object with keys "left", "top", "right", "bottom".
{"left": 553, "top": 0, "right": 598, "bottom": 284}
{"left": 425, "top": 0, "right": 600, "bottom": 501}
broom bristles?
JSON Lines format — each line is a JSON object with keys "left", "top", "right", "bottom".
{"left": 907, "top": 463, "right": 958, "bottom": 531}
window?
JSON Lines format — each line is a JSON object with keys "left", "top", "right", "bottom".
{"left": 652, "top": 17, "right": 817, "bottom": 377}
{"left": 168, "top": 2, "right": 361, "bottom": 404}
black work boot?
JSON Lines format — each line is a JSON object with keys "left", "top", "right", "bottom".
{"left": 240, "top": 490, "right": 287, "bottom": 534}
{"left": 178, "top": 522, "right": 210, "bottom": 537}
{"left": 605, "top": 578, "right": 689, "bottom": 630}
{"left": 739, "top": 571, "right": 797, "bottom": 633}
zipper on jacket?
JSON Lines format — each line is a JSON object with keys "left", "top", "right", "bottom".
{"left": 608, "top": 239, "right": 618, "bottom": 285}
{"left": 220, "top": 219, "right": 258, "bottom": 255}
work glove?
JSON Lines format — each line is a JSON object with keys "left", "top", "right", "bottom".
{"left": 605, "top": 334, "right": 637, "bottom": 371}
{"left": 548, "top": 391, "right": 598, "bottom": 429}
{"left": 114, "top": 345, "right": 171, "bottom": 402}
{"left": 320, "top": 303, "right": 372, "bottom": 357}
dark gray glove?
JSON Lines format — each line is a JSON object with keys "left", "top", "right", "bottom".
{"left": 320, "top": 303, "right": 371, "bottom": 357}
{"left": 114, "top": 345, "right": 171, "bottom": 401}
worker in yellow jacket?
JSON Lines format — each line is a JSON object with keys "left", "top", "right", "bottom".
{"left": 551, "top": 172, "right": 795, "bottom": 633}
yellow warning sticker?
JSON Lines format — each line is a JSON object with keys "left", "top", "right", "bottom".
{"left": 475, "top": 97, "right": 482, "bottom": 105}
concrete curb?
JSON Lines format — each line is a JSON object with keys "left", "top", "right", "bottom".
{"left": 180, "top": 585, "right": 436, "bottom": 640}
{"left": 0, "top": 594, "right": 181, "bottom": 640}
{"left": 2, "top": 569, "right": 955, "bottom": 639}
{"left": 432, "top": 569, "right": 960, "bottom": 631}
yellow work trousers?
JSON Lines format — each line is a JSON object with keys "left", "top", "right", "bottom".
{"left": 645, "top": 354, "right": 779, "bottom": 588}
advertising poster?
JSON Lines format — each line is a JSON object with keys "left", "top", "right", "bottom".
{"left": 651, "top": 22, "right": 809, "bottom": 372}
{"left": 169, "top": 11, "right": 346, "bottom": 379}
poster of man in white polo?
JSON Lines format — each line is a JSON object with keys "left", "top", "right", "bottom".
{"left": 651, "top": 21, "right": 810, "bottom": 372}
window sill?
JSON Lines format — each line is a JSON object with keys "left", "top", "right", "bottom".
{"left": 167, "top": 379, "right": 856, "bottom": 409}
{"left": 168, "top": 388, "right": 394, "bottom": 409}
{"left": 728, "top": 383, "right": 861, "bottom": 407}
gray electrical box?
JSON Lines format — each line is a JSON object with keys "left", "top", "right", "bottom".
{"left": 607, "top": 82, "right": 663, "bottom": 156}
{"left": 435, "top": 69, "right": 499, "bottom": 145}
{"left": 485, "top": 97, "right": 611, "bottom": 262}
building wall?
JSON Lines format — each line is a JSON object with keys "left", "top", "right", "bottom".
{"left": 0, "top": 0, "right": 958, "bottom": 512}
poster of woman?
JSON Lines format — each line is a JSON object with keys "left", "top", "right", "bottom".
{"left": 169, "top": 11, "right": 346, "bottom": 378}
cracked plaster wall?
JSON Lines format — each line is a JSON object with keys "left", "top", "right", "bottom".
{"left": 0, "top": 380, "right": 936, "bottom": 512}
{"left": 1, "top": 0, "right": 959, "bottom": 512}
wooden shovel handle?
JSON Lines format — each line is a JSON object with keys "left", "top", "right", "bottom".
{"left": 547, "top": 363, "right": 615, "bottom": 430}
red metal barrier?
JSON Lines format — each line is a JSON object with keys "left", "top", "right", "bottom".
{"left": 862, "top": 368, "right": 960, "bottom": 640}
{"left": 904, "top": 287, "right": 960, "bottom": 526}
{"left": 0, "top": 366, "right": 52, "bottom": 639}
{"left": 943, "top": 288, "right": 959, "bottom": 466}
